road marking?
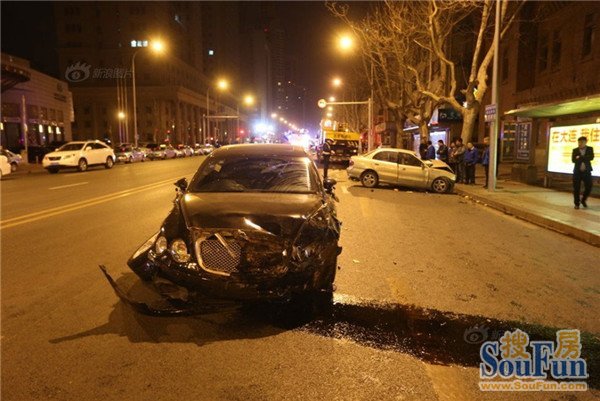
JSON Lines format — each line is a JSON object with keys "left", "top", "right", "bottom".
{"left": 0, "top": 176, "right": 184, "bottom": 230}
{"left": 49, "top": 182, "right": 89, "bottom": 190}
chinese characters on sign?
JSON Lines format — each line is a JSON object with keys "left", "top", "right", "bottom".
{"left": 547, "top": 123, "right": 600, "bottom": 177}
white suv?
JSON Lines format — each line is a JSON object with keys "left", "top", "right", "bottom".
{"left": 42, "top": 140, "right": 115, "bottom": 173}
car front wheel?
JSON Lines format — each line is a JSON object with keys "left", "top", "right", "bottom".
{"left": 10, "top": 162, "right": 18, "bottom": 172}
{"left": 432, "top": 177, "right": 451, "bottom": 193}
{"left": 105, "top": 157, "right": 114, "bottom": 169}
{"left": 77, "top": 158, "right": 88, "bottom": 172}
{"left": 48, "top": 167, "right": 59, "bottom": 174}
{"left": 360, "top": 170, "right": 379, "bottom": 188}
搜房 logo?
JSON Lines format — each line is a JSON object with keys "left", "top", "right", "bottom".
{"left": 65, "top": 62, "right": 91, "bottom": 82}
{"left": 479, "top": 329, "right": 588, "bottom": 392}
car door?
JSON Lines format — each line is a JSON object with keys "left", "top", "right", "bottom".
{"left": 398, "top": 153, "right": 429, "bottom": 188}
{"left": 90, "top": 143, "right": 106, "bottom": 164}
{"left": 370, "top": 150, "right": 399, "bottom": 184}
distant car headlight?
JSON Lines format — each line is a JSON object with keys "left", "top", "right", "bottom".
{"left": 155, "top": 235, "right": 168, "bottom": 254}
{"left": 170, "top": 238, "right": 190, "bottom": 263}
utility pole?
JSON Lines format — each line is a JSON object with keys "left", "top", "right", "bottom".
{"left": 488, "top": 0, "right": 501, "bottom": 191}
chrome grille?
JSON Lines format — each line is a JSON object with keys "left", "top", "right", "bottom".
{"left": 199, "top": 238, "right": 241, "bottom": 274}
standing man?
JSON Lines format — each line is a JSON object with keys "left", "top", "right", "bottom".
{"left": 322, "top": 139, "right": 332, "bottom": 179}
{"left": 454, "top": 138, "right": 466, "bottom": 183}
{"left": 482, "top": 137, "right": 490, "bottom": 188}
{"left": 464, "top": 142, "right": 479, "bottom": 185}
{"left": 572, "top": 136, "right": 594, "bottom": 209}
{"left": 425, "top": 140, "right": 436, "bottom": 160}
{"left": 436, "top": 139, "right": 448, "bottom": 163}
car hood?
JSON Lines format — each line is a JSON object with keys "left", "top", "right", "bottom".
{"left": 429, "top": 160, "right": 451, "bottom": 169}
{"left": 44, "top": 150, "right": 82, "bottom": 157}
{"left": 180, "top": 192, "right": 325, "bottom": 236}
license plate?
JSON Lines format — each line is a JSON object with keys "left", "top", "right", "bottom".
{"left": 51, "top": 162, "right": 59, "bottom": 165}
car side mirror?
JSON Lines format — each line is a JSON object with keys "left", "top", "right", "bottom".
{"left": 323, "top": 178, "right": 337, "bottom": 193}
{"left": 175, "top": 178, "right": 188, "bottom": 192}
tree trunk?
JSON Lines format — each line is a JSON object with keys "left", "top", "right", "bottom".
{"left": 418, "top": 120, "right": 429, "bottom": 142}
{"left": 460, "top": 106, "right": 479, "bottom": 143}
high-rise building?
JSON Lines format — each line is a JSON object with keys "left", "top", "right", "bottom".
{"left": 54, "top": 2, "right": 218, "bottom": 145}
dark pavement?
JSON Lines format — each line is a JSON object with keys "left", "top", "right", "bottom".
{"left": 1, "top": 158, "right": 599, "bottom": 400}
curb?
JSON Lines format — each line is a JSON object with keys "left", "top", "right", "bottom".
{"left": 455, "top": 187, "right": 600, "bottom": 247}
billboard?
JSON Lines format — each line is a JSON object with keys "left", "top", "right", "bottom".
{"left": 547, "top": 123, "right": 599, "bottom": 176}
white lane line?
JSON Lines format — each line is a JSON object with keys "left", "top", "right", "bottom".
{"left": 49, "top": 182, "right": 89, "bottom": 190}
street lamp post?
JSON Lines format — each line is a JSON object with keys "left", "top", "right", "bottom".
{"left": 131, "top": 40, "right": 164, "bottom": 148}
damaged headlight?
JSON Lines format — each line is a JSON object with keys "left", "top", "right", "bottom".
{"left": 170, "top": 238, "right": 190, "bottom": 263}
{"left": 155, "top": 235, "right": 168, "bottom": 254}
{"left": 132, "top": 232, "right": 159, "bottom": 260}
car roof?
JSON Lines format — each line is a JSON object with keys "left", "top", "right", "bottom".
{"left": 213, "top": 144, "right": 307, "bottom": 158}
{"left": 371, "top": 148, "right": 416, "bottom": 154}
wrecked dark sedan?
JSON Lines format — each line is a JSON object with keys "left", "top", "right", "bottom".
{"left": 109, "top": 144, "right": 342, "bottom": 311}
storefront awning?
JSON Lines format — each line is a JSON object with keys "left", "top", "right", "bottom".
{"left": 504, "top": 94, "right": 600, "bottom": 118}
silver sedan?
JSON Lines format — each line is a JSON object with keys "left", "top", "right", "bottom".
{"left": 347, "top": 148, "right": 456, "bottom": 193}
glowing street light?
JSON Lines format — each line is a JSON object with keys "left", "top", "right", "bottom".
{"left": 217, "top": 79, "right": 229, "bottom": 91}
{"left": 329, "top": 96, "right": 336, "bottom": 102}
{"left": 332, "top": 77, "right": 342, "bottom": 87}
{"left": 150, "top": 39, "right": 165, "bottom": 53}
{"left": 271, "top": 112, "right": 278, "bottom": 119}
{"left": 338, "top": 35, "right": 354, "bottom": 52}
{"left": 117, "top": 111, "right": 126, "bottom": 120}
{"left": 243, "top": 94, "right": 255, "bottom": 106}
{"left": 326, "top": 112, "right": 333, "bottom": 118}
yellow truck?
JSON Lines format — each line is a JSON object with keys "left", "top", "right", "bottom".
{"left": 317, "top": 129, "right": 361, "bottom": 163}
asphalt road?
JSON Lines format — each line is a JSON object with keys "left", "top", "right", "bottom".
{"left": 1, "top": 156, "right": 599, "bottom": 401}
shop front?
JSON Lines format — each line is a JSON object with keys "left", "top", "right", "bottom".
{"left": 504, "top": 95, "right": 600, "bottom": 186}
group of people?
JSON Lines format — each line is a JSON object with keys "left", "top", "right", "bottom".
{"left": 420, "top": 138, "right": 493, "bottom": 187}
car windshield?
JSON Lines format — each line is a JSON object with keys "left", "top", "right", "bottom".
{"left": 117, "top": 147, "right": 132, "bottom": 152}
{"left": 190, "top": 155, "right": 319, "bottom": 194}
{"left": 58, "top": 143, "right": 85, "bottom": 151}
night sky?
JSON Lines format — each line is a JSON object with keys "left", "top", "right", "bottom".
{"left": 1, "top": 1, "right": 368, "bottom": 129}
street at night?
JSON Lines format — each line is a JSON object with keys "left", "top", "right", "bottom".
{"left": 2, "top": 1, "right": 600, "bottom": 400}
{"left": 1, "top": 158, "right": 599, "bottom": 400}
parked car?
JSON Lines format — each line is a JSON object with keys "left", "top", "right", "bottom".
{"left": 102, "top": 144, "right": 342, "bottom": 314}
{"left": 180, "top": 145, "right": 194, "bottom": 157}
{"left": 347, "top": 148, "right": 456, "bottom": 193}
{"left": 195, "top": 143, "right": 214, "bottom": 155}
{"left": 115, "top": 144, "right": 146, "bottom": 163}
{"left": 0, "top": 154, "right": 11, "bottom": 179}
{"left": 0, "top": 149, "right": 22, "bottom": 172}
{"left": 138, "top": 143, "right": 156, "bottom": 159}
{"left": 42, "top": 140, "right": 115, "bottom": 173}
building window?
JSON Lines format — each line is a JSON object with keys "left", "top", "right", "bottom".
{"left": 538, "top": 33, "right": 549, "bottom": 72}
{"left": 58, "top": 111, "right": 64, "bottom": 122}
{"left": 551, "top": 31, "right": 561, "bottom": 69}
{"left": 582, "top": 13, "right": 595, "bottom": 58}
{"left": 40, "top": 107, "right": 48, "bottom": 119}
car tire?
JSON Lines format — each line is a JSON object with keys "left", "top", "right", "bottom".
{"left": 77, "top": 158, "right": 88, "bottom": 172}
{"left": 48, "top": 167, "right": 59, "bottom": 174}
{"left": 360, "top": 170, "right": 379, "bottom": 188}
{"left": 432, "top": 177, "right": 451, "bottom": 193}
{"left": 105, "top": 157, "right": 114, "bottom": 169}
{"left": 10, "top": 162, "right": 18, "bottom": 172}
{"left": 141, "top": 156, "right": 146, "bottom": 162}
{"left": 128, "top": 156, "right": 133, "bottom": 163}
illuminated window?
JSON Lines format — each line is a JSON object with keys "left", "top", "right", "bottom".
{"left": 208, "top": 49, "right": 214, "bottom": 56}
{"left": 131, "top": 40, "right": 137, "bottom": 47}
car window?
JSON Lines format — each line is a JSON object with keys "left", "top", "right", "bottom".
{"left": 59, "top": 143, "right": 85, "bottom": 151}
{"left": 92, "top": 143, "right": 107, "bottom": 150}
{"left": 191, "top": 156, "right": 319, "bottom": 194}
{"left": 372, "top": 151, "right": 398, "bottom": 163}
{"left": 400, "top": 153, "right": 423, "bottom": 167}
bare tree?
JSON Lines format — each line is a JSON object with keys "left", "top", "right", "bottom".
{"left": 328, "top": 0, "right": 524, "bottom": 143}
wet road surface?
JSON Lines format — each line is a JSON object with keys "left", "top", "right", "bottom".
{"left": 2, "top": 158, "right": 599, "bottom": 400}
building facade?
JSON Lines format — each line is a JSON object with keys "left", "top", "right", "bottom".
{"left": 1, "top": 53, "right": 74, "bottom": 154}
{"left": 480, "top": 1, "right": 600, "bottom": 184}
{"left": 53, "top": 2, "right": 235, "bottom": 145}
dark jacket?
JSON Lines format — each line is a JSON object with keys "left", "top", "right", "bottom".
{"left": 572, "top": 146, "right": 594, "bottom": 174}
{"left": 322, "top": 142, "right": 331, "bottom": 156}
{"left": 437, "top": 144, "right": 448, "bottom": 162}
{"left": 464, "top": 147, "right": 479, "bottom": 165}
{"left": 425, "top": 145, "right": 436, "bottom": 160}
{"left": 482, "top": 147, "right": 490, "bottom": 166}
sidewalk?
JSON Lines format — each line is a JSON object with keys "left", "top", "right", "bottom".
{"left": 455, "top": 179, "right": 600, "bottom": 247}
